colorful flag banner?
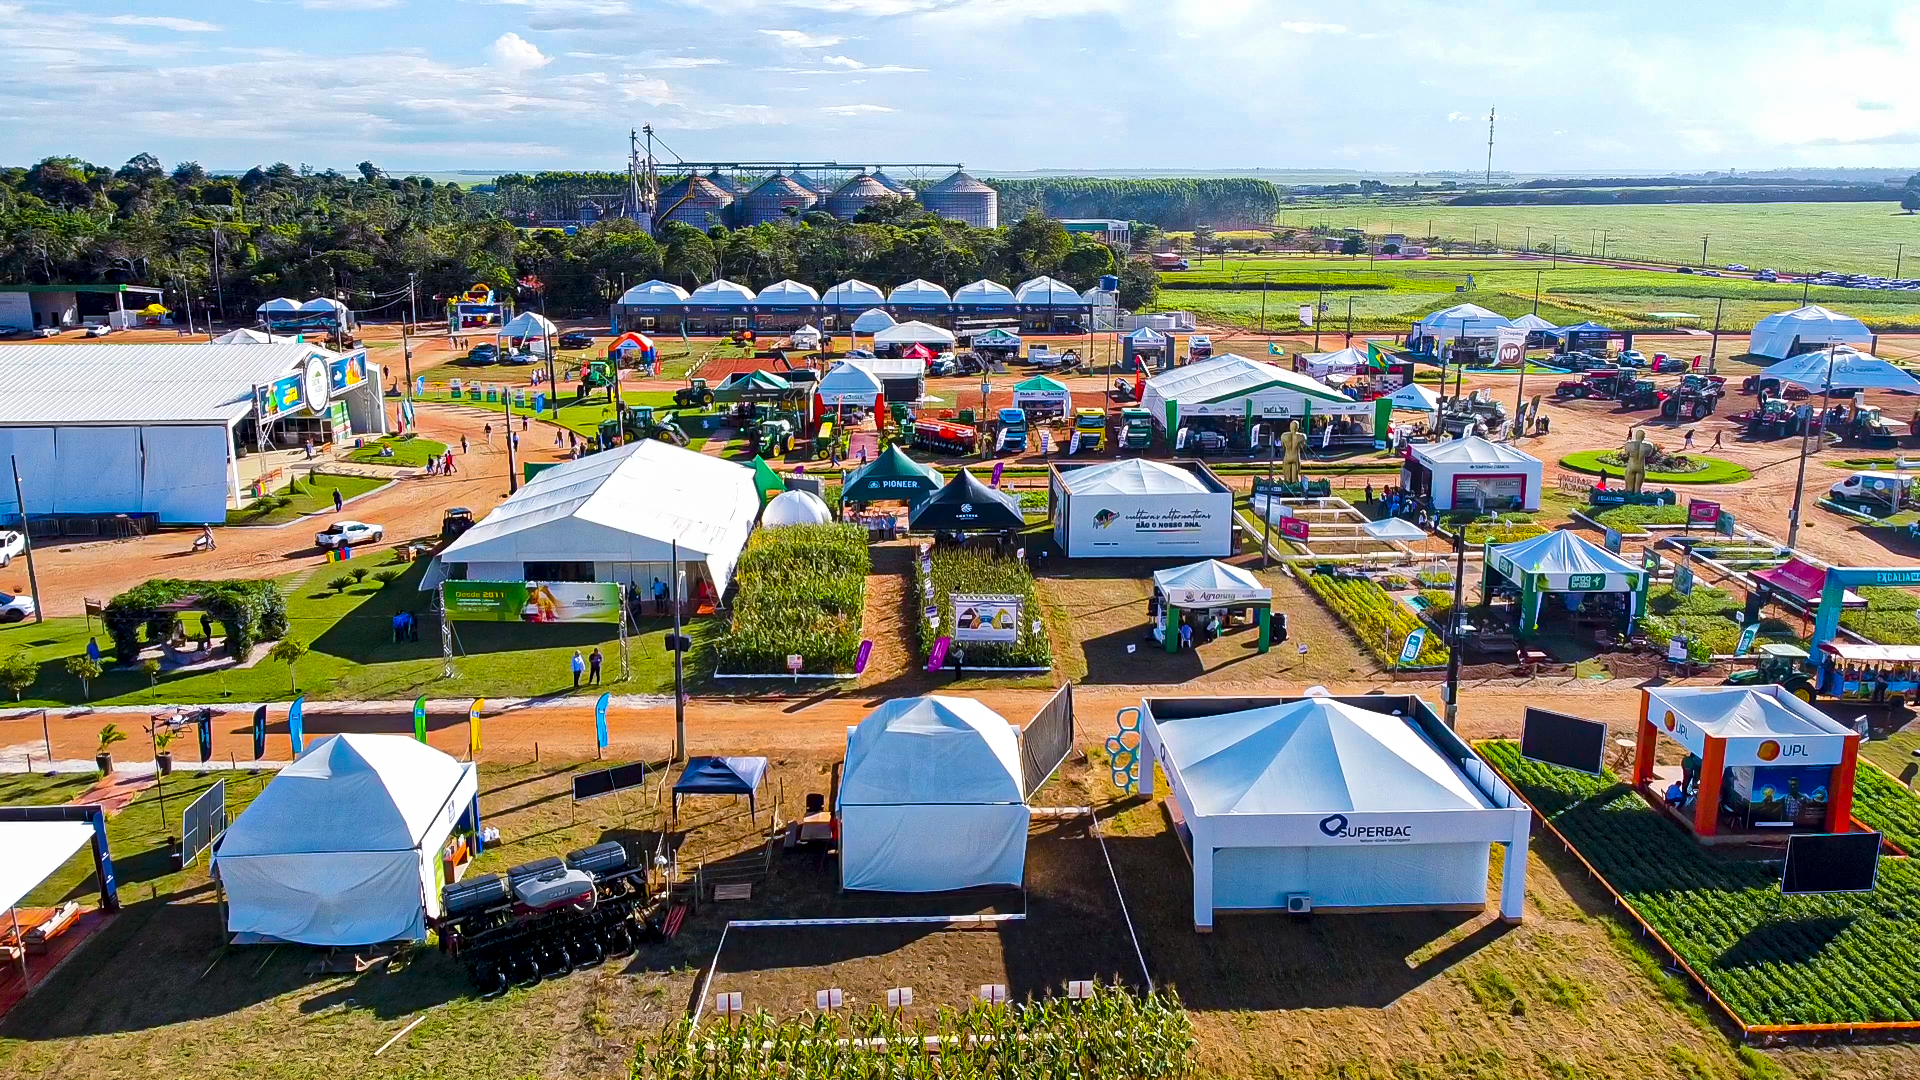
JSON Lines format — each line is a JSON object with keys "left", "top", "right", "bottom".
{"left": 469, "top": 698, "right": 484, "bottom": 755}
{"left": 252, "top": 705, "right": 266, "bottom": 759}
{"left": 288, "top": 695, "right": 306, "bottom": 755}
{"left": 413, "top": 695, "right": 428, "bottom": 744}
{"left": 197, "top": 714, "right": 213, "bottom": 762}
{"left": 594, "top": 692, "right": 610, "bottom": 752}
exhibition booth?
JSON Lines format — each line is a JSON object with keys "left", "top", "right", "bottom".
{"left": 1402, "top": 436, "right": 1543, "bottom": 511}
{"left": 1140, "top": 354, "right": 1384, "bottom": 452}
{"left": 1480, "top": 530, "right": 1649, "bottom": 638}
{"left": 908, "top": 467, "right": 1025, "bottom": 534}
{"left": 1747, "top": 305, "right": 1873, "bottom": 361}
{"left": 840, "top": 445, "right": 945, "bottom": 508}
{"left": 1148, "top": 559, "right": 1273, "bottom": 654}
{"left": 1631, "top": 686, "right": 1862, "bottom": 840}
{"left": 1010, "top": 374, "right": 1071, "bottom": 420}
{"left": 837, "top": 696, "right": 1030, "bottom": 893}
{"left": 1135, "top": 693, "right": 1530, "bottom": 930}
{"left": 1050, "top": 458, "right": 1235, "bottom": 558}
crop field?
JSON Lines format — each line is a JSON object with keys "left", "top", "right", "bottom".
{"left": 1480, "top": 740, "right": 1920, "bottom": 1029}
{"left": 710, "top": 524, "right": 869, "bottom": 675}
{"left": 1273, "top": 202, "right": 1920, "bottom": 277}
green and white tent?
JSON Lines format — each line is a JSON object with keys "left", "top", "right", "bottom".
{"left": 1011, "top": 374, "right": 1071, "bottom": 415}
{"left": 1481, "top": 529, "right": 1649, "bottom": 636}
{"left": 1138, "top": 353, "right": 1384, "bottom": 435}
{"left": 714, "top": 369, "right": 794, "bottom": 403}
{"left": 840, "top": 444, "right": 945, "bottom": 506}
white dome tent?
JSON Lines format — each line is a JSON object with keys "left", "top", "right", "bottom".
{"left": 873, "top": 320, "right": 957, "bottom": 347}
{"left": 761, "top": 488, "right": 831, "bottom": 528}
{"left": 499, "top": 311, "right": 557, "bottom": 339}
{"left": 214, "top": 734, "right": 481, "bottom": 946}
{"left": 619, "top": 280, "right": 690, "bottom": 306}
{"left": 1747, "top": 305, "right": 1872, "bottom": 361}
{"left": 851, "top": 307, "right": 897, "bottom": 335}
{"left": 821, "top": 279, "right": 888, "bottom": 311}
{"left": 838, "top": 696, "right": 1029, "bottom": 892}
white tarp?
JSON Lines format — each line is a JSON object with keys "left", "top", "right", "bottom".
{"left": 0, "top": 820, "right": 94, "bottom": 913}
{"left": 839, "top": 696, "right": 1029, "bottom": 892}
{"left": 0, "top": 424, "right": 227, "bottom": 522}
{"left": 216, "top": 734, "right": 477, "bottom": 945}
{"left": 815, "top": 361, "right": 887, "bottom": 406}
{"left": 874, "top": 320, "right": 957, "bottom": 347}
{"left": 1747, "top": 305, "right": 1872, "bottom": 361}
{"left": 1139, "top": 697, "right": 1530, "bottom": 926}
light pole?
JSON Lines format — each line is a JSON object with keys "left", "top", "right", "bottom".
{"left": 1532, "top": 269, "right": 1542, "bottom": 315}
{"left": 1707, "top": 297, "right": 1724, "bottom": 375}
{"left": 1784, "top": 346, "right": 1839, "bottom": 552}
{"left": 1443, "top": 526, "right": 1467, "bottom": 729}
{"left": 1344, "top": 297, "right": 1354, "bottom": 347}
{"left": 1313, "top": 285, "right": 1324, "bottom": 350}
{"left": 1700, "top": 235, "right": 1710, "bottom": 269}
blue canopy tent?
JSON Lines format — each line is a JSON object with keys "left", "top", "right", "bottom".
{"left": 1549, "top": 321, "right": 1617, "bottom": 354}
{"left": 672, "top": 756, "right": 770, "bottom": 819}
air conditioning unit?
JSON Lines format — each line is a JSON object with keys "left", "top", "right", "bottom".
{"left": 1285, "top": 893, "right": 1313, "bottom": 914}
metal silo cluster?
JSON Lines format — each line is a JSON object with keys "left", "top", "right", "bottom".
{"left": 921, "top": 170, "right": 998, "bottom": 229}
{"left": 654, "top": 167, "right": 994, "bottom": 230}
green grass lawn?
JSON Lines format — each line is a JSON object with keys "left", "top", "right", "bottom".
{"left": 226, "top": 472, "right": 391, "bottom": 526}
{"left": 344, "top": 435, "right": 447, "bottom": 467}
{"left": 0, "top": 560, "right": 715, "bottom": 706}
{"left": 418, "top": 390, "right": 688, "bottom": 442}
{"left": 1559, "top": 450, "right": 1751, "bottom": 484}
{"left": 1273, "top": 201, "right": 1920, "bottom": 277}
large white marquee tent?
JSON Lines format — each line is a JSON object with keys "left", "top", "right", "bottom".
{"left": 1050, "top": 458, "right": 1234, "bottom": 558}
{"left": 838, "top": 696, "right": 1030, "bottom": 892}
{"left": 1747, "top": 305, "right": 1872, "bottom": 361}
{"left": 214, "top": 734, "right": 480, "bottom": 945}
{"left": 1137, "top": 695, "right": 1530, "bottom": 930}
{"left": 1403, "top": 436, "right": 1543, "bottom": 511}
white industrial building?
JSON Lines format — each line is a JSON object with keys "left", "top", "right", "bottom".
{"left": 1137, "top": 694, "right": 1530, "bottom": 930}
{"left": 0, "top": 283, "right": 166, "bottom": 331}
{"left": 432, "top": 440, "right": 760, "bottom": 598}
{"left": 0, "top": 342, "right": 383, "bottom": 526}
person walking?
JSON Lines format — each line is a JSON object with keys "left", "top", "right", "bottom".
{"left": 570, "top": 649, "right": 585, "bottom": 689}
{"left": 1712, "top": 428, "right": 1724, "bottom": 450}
{"left": 460, "top": 434, "right": 470, "bottom": 455}
{"left": 588, "top": 647, "right": 603, "bottom": 685}
{"left": 332, "top": 488, "right": 344, "bottom": 513}
{"left": 1683, "top": 429, "right": 1695, "bottom": 450}
{"left": 303, "top": 437, "right": 314, "bottom": 461}
{"left": 483, "top": 423, "right": 493, "bottom": 448}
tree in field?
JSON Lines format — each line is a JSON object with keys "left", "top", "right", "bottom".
{"left": 0, "top": 650, "right": 37, "bottom": 701}
{"left": 1340, "top": 235, "right": 1364, "bottom": 256}
{"left": 1118, "top": 261, "right": 1161, "bottom": 311}
{"left": 269, "top": 636, "right": 309, "bottom": 692}
{"left": 64, "top": 654, "right": 103, "bottom": 700}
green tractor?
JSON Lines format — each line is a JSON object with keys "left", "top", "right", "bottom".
{"left": 1725, "top": 642, "right": 1816, "bottom": 702}
{"left": 598, "top": 405, "right": 689, "bottom": 449}
{"left": 746, "top": 403, "right": 801, "bottom": 456}
{"left": 673, "top": 378, "right": 715, "bottom": 409}
{"left": 577, "top": 360, "right": 617, "bottom": 402}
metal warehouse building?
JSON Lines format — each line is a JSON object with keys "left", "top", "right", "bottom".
{"left": 0, "top": 342, "right": 384, "bottom": 528}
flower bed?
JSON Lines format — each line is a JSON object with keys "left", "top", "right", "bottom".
{"left": 1300, "top": 569, "right": 1448, "bottom": 666}
{"left": 1479, "top": 740, "right": 1920, "bottom": 1028}
{"left": 1559, "top": 450, "right": 1752, "bottom": 485}
{"left": 1637, "top": 584, "right": 1798, "bottom": 658}
{"left": 914, "top": 547, "right": 1050, "bottom": 669}
{"left": 1591, "top": 504, "right": 1689, "bottom": 530}
{"left": 710, "top": 525, "right": 868, "bottom": 675}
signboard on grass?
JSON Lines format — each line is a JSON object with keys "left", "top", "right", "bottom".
{"left": 1687, "top": 499, "right": 1722, "bottom": 526}
{"left": 1397, "top": 628, "right": 1427, "bottom": 666}
{"left": 1674, "top": 564, "right": 1695, "bottom": 597}
{"left": 1735, "top": 622, "right": 1761, "bottom": 656}
{"left": 441, "top": 580, "right": 622, "bottom": 623}
{"left": 1602, "top": 528, "right": 1621, "bottom": 555}
{"left": 1279, "top": 516, "right": 1310, "bottom": 541}
{"left": 180, "top": 779, "right": 227, "bottom": 868}
{"left": 952, "top": 594, "right": 1021, "bottom": 643}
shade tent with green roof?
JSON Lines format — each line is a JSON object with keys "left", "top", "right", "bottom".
{"left": 840, "top": 445, "right": 945, "bottom": 506}
{"left": 1150, "top": 559, "right": 1274, "bottom": 654}
{"left": 907, "top": 467, "right": 1025, "bottom": 532}
{"left": 749, "top": 455, "right": 786, "bottom": 506}
{"left": 713, "top": 369, "right": 794, "bottom": 403}
{"left": 1481, "top": 529, "right": 1649, "bottom": 637}
{"left": 1011, "top": 374, "right": 1071, "bottom": 418}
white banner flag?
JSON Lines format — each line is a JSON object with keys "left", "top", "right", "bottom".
{"left": 1298, "top": 305, "right": 1315, "bottom": 327}
{"left": 1495, "top": 326, "right": 1527, "bottom": 368}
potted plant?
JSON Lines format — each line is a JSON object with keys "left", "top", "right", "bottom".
{"left": 97, "top": 723, "right": 127, "bottom": 775}
{"left": 154, "top": 727, "right": 176, "bottom": 776}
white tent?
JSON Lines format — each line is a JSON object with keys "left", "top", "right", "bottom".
{"left": 687, "top": 279, "right": 757, "bottom": 307}
{"left": 1299, "top": 347, "right": 1368, "bottom": 379}
{"left": 1389, "top": 382, "right": 1442, "bottom": 412}
{"left": 887, "top": 279, "right": 952, "bottom": 308}
{"left": 1748, "top": 305, "right": 1871, "bottom": 361}
{"left": 1415, "top": 303, "right": 1512, "bottom": 340}
{"left": 755, "top": 278, "right": 821, "bottom": 305}
{"left": 1138, "top": 696, "right": 1530, "bottom": 929}
{"left": 850, "top": 307, "right": 897, "bottom": 334}
{"left": 1015, "top": 276, "right": 1085, "bottom": 307}
{"left": 815, "top": 360, "right": 887, "bottom": 406}
{"left": 1362, "top": 517, "right": 1430, "bottom": 542}
{"left": 1140, "top": 354, "right": 1363, "bottom": 433}
{"left": 256, "top": 298, "right": 301, "bottom": 318}
{"left": 436, "top": 440, "right": 761, "bottom": 593}
{"left": 838, "top": 696, "right": 1029, "bottom": 892}
{"left": 1510, "top": 313, "right": 1557, "bottom": 332}
{"left": 211, "top": 327, "right": 297, "bottom": 345}
{"left": 0, "top": 820, "right": 95, "bottom": 914}
{"left": 1011, "top": 375, "right": 1071, "bottom": 415}
{"left": 1405, "top": 436, "right": 1542, "bottom": 511}
{"left": 1759, "top": 344, "right": 1920, "bottom": 393}
{"left": 618, "top": 280, "right": 690, "bottom": 306}
{"left": 874, "top": 320, "right": 957, "bottom": 347}
{"left": 822, "top": 279, "right": 888, "bottom": 310}
{"left": 215, "top": 734, "right": 479, "bottom": 945}
{"left": 762, "top": 488, "right": 831, "bottom": 528}
{"left": 1051, "top": 458, "right": 1234, "bottom": 558}
{"left": 1151, "top": 560, "right": 1271, "bottom": 607}
{"left": 953, "top": 279, "right": 1018, "bottom": 308}
{"left": 298, "top": 297, "right": 350, "bottom": 317}
{"left": 499, "top": 310, "right": 557, "bottom": 338}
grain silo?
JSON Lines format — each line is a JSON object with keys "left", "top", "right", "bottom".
{"left": 827, "top": 174, "right": 896, "bottom": 220}
{"left": 704, "top": 168, "right": 742, "bottom": 198}
{"left": 870, "top": 170, "right": 916, "bottom": 201}
{"left": 923, "top": 170, "right": 998, "bottom": 229}
{"left": 659, "top": 175, "right": 735, "bottom": 229}
{"left": 742, "top": 174, "right": 819, "bottom": 226}
{"left": 789, "top": 171, "right": 834, "bottom": 198}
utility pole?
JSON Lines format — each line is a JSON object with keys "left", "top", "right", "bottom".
{"left": 9, "top": 456, "right": 43, "bottom": 624}
{"left": 1485, "top": 106, "right": 1495, "bottom": 185}
{"left": 1532, "top": 269, "right": 1542, "bottom": 315}
{"left": 503, "top": 389, "right": 519, "bottom": 494}
{"left": 1344, "top": 297, "right": 1354, "bottom": 347}
{"left": 1707, "top": 297, "right": 1724, "bottom": 375}
{"left": 1259, "top": 273, "right": 1268, "bottom": 335}
{"left": 1313, "top": 284, "right": 1324, "bottom": 350}
{"left": 1898, "top": 244, "right": 1904, "bottom": 278}
{"left": 671, "top": 540, "right": 686, "bottom": 761}
{"left": 1785, "top": 345, "right": 1839, "bottom": 552}
{"left": 1700, "top": 235, "right": 1710, "bottom": 269}
{"left": 539, "top": 288, "right": 558, "bottom": 419}
{"left": 1443, "top": 526, "right": 1467, "bottom": 729}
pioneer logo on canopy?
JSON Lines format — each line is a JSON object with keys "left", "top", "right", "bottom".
{"left": 1318, "top": 814, "right": 1412, "bottom": 842}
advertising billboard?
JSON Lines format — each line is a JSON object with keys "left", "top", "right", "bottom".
{"left": 441, "top": 580, "right": 623, "bottom": 623}
{"left": 952, "top": 594, "right": 1021, "bottom": 643}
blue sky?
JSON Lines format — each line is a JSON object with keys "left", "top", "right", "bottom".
{"left": 0, "top": 0, "right": 1914, "bottom": 174}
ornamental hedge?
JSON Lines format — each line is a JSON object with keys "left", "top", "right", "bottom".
{"left": 710, "top": 524, "right": 868, "bottom": 675}
{"left": 102, "top": 579, "right": 288, "bottom": 664}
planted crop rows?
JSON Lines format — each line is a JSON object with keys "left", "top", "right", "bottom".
{"left": 1300, "top": 570, "right": 1448, "bottom": 667}
{"left": 710, "top": 525, "right": 868, "bottom": 675}
{"left": 915, "top": 546, "right": 1051, "bottom": 669}
{"left": 1480, "top": 740, "right": 1920, "bottom": 1027}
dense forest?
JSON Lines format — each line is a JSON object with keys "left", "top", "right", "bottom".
{"left": 0, "top": 156, "right": 1158, "bottom": 321}
{"left": 987, "top": 177, "right": 1282, "bottom": 229}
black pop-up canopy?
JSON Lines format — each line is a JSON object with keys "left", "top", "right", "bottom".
{"left": 672, "top": 756, "right": 770, "bottom": 817}
{"left": 908, "top": 467, "right": 1026, "bottom": 532}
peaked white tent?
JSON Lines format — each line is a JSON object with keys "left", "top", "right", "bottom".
{"left": 256, "top": 297, "right": 301, "bottom": 319}
{"left": 1510, "top": 313, "right": 1557, "bottom": 332}
{"left": 1404, "top": 436, "right": 1542, "bottom": 510}
{"left": 761, "top": 488, "right": 831, "bottom": 528}
{"left": 874, "top": 320, "right": 957, "bottom": 347}
{"left": 1152, "top": 560, "right": 1270, "bottom": 606}
{"left": 215, "top": 734, "right": 480, "bottom": 945}
{"left": 1137, "top": 695, "right": 1530, "bottom": 929}
{"left": 1300, "top": 347, "right": 1368, "bottom": 379}
{"left": 887, "top": 279, "right": 952, "bottom": 308}
{"left": 1483, "top": 528, "right": 1649, "bottom": 635}
{"left": 822, "top": 279, "right": 888, "bottom": 310}
{"left": 838, "top": 696, "right": 1029, "bottom": 892}
{"left": 1748, "top": 305, "right": 1871, "bottom": 360}
{"left": 435, "top": 440, "right": 760, "bottom": 593}
{"left": 755, "top": 278, "right": 821, "bottom": 304}
{"left": 1140, "top": 354, "right": 1362, "bottom": 434}
{"left": 789, "top": 324, "right": 822, "bottom": 350}
{"left": 211, "top": 327, "right": 297, "bottom": 345}
{"left": 1051, "top": 458, "right": 1234, "bottom": 557}
{"left": 1415, "top": 303, "right": 1513, "bottom": 340}
{"left": 815, "top": 360, "right": 887, "bottom": 407}
{"left": 499, "top": 310, "right": 557, "bottom": 339}
{"left": 1389, "top": 382, "right": 1442, "bottom": 412}
{"left": 1758, "top": 344, "right": 1920, "bottom": 393}
{"left": 850, "top": 307, "right": 897, "bottom": 334}
{"left": 953, "top": 279, "right": 1018, "bottom": 308}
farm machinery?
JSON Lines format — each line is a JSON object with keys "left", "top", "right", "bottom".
{"left": 433, "top": 841, "right": 658, "bottom": 999}
{"left": 1657, "top": 374, "right": 1727, "bottom": 421}
{"left": 1437, "top": 390, "right": 1509, "bottom": 437}
{"left": 576, "top": 360, "right": 618, "bottom": 402}
{"left": 1735, "top": 398, "right": 1822, "bottom": 440}
{"left": 747, "top": 404, "right": 802, "bottom": 456}
{"left": 1072, "top": 408, "right": 1109, "bottom": 453}
{"left": 599, "top": 406, "right": 689, "bottom": 448}
{"left": 911, "top": 417, "right": 977, "bottom": 455}
{"left": 1555, "top": 369, "right": 1658, "bottom": 409}
{"left": 1118, "top": 408, "right": 1155, "bottom": 451}
{"left": 994, "top": 408, "right": 1028, "bottom": 454}
{"left": 673, "top": 378, "right": 715, "bottom": 409}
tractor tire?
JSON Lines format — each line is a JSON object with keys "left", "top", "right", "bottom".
{"left": 1792, "top": 686, "right": 1814, "bottom": 705}
{"left": 1688, "top": 403, "right": 1705, "bottom": 421}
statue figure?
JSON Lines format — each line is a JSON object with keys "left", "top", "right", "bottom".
{"left": 1280, "top": 420, "right": 1309, "bottom": 485}
{"left": 1622, "top": 427, "right": 1654, "bottom": 494}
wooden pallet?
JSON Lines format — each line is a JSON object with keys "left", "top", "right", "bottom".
{"left": 712, "top": 883, "right": 753, "bottom": 902}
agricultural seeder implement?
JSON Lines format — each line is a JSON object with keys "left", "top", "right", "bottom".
{"left": 911, "top": 417, "right": 978, "bottom": 455}
{"left": 434, "top": 840, "right": 661, "bottom": 999}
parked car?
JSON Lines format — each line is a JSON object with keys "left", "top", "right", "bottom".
{"left": 315, "top": 520, "right": 385, "bottom": 550}
{"left": 1617, "top": 350, "right": 1648, "bottom": 368}
{"left": 467, "top": 342, "right": 499, "bottom": 365}
{"left": 0, "top": 530, "right": 23, "bottom": 567}
{"left": 0, "top": 591, "right": 34, "bottom": 623}
{"left": 83, "top": 323, "right": 112, "bottom": 337}
{"left": 558, "top": 331, "right": 595, "bottom": 350}
{"left": 30, "top": 326, "right": 60, "bottom": 338}
{"left": 1727, "top": 264, "right": 1749, "bottom": 272}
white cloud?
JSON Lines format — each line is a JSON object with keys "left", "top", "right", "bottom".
{"left": 821, "top": 103, "right": 893, "bottom": 115}
{"left": 488, "top": 32, "right": 552, "bottom": 74}
{"left": 1446, "top": 111, "right": 1467, "bottom": 122}
{"left": 759, "top": 28, "right": 841, "bottom": 48}
{"left": 821, "top": 55, "right": 864, "bottom": 68}
{"left": 648, "top": 56, "right": 729, "bottom": 68}
{"left": 101, "top": 15, "right": 222, "bottom": 32}
{"left": 300, "top": 0, "right": 404, "bottom": 10}
{"left": 1277, "top": 21, "right": 1346, "bottom": 34}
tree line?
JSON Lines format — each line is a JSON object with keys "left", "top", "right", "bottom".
{"left": 987, "top": 177, "right": 1282, "bottom": 229}
{"left": 0, "top": 156, "right": 1160, "bottom": 320}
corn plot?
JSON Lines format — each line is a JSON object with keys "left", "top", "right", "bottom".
{"left": 1481, "top": 741, "right": 1920, "bottom": 1027}
{"left": 710, "top": 524, "right": 869, "bottom": 674}
{"left": 635, "top": 988, "right": 1195, "bottom": 1080}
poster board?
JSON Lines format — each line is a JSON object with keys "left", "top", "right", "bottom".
{"left": 442, "top": 580, "right": 623, "bottom": 623}
{"left": 952, "top": 594, "right": 1020, "bottom": 643}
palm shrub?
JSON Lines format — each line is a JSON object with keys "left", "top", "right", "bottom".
{"left": 64, "top": 654, "right": 103, "bottom": 700}
{"left": 269, "top": 636, "right": 309, "bottom": 692}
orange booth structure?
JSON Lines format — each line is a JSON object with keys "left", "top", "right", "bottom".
{"left": 1632, "top": 686, "right": 1861, "bottom": 840}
